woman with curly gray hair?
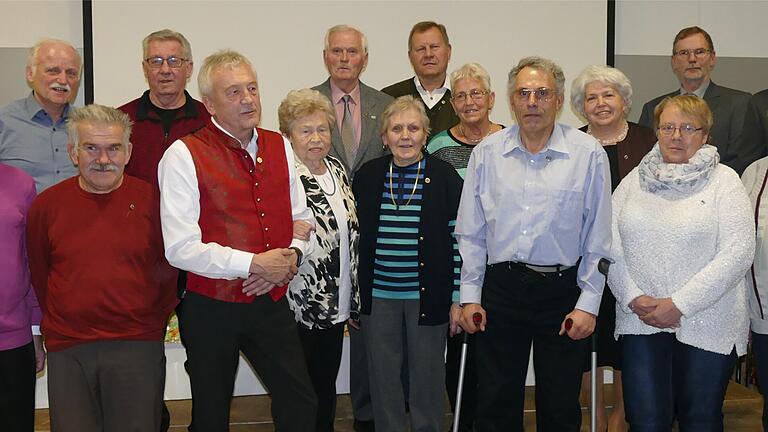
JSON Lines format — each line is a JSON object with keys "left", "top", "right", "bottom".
{"left": 570, "top": 64, "right": 656, "bottom": 432}
{"left": 278, "top": 88, "right": 360, "bottom": 432}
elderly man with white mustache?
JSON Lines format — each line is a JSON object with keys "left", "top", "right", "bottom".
{"left": 0, "top": 38, "right": 82, "bottom": 193}
{"left": 26, "top": 104, "right": 179, "bottom": 431}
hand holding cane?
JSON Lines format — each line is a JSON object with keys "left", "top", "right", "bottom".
{"left": 453, "top": 312, "right": 482, "bottom": 432}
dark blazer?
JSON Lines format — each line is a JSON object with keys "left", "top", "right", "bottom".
{"left": 579, "top": 122, "right": 656, "bottom": 184}
{"left": 352, "top": 154, "right": 463, "bottom": 326}
{"left": 381, "top": 77, "right": 459, "bottom": 141}
{"left": 313, "top": 79, "right": 393, "bottom": 179}
{"left": 638, "top": 81, "right": 753, "bottom": 174}
{"left": 742, "top": 89, "right": 768, "bottom": 165}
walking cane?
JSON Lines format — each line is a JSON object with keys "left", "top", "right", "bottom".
{"left": 565, "top": 318, "right": 598, "bottom": 432}
{"left": 453, "top": 312, "right": 483, "bottom": 432}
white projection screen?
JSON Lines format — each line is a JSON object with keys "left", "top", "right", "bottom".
{"left": 91, "top": 1, "right": 609, "bottom": 130}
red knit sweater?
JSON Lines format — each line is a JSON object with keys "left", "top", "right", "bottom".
{"left": 26, "top": 176, "right": 178, "bottom": 352}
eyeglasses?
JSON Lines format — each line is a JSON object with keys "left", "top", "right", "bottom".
{"left": 658, "top": 123, "right": 703, "bottom": 137}
{"left": 673, "top": 48, "right": 712, "bottom": 59}
{"left": 144, "top": 56, "right": 188, "bottom": 69}
{"left": 451, "top": 89, "right": 489, "bottom": 103}
{"left": 512, "top": 87, "right": 555, "bottom": 102}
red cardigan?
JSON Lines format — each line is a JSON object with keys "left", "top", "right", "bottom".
{"left": 26, "top": 176, "right": 178, "bottom": 352}
{"left": 119, "top": 90, "right": 209, "bottom": 188}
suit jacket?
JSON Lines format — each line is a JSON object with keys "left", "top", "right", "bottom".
{"left": 741, "top": 89, "right": 768, "bottom": 167}
{"left": 638, "top": 81, "right": 753, "bottom": 174}
{"left": 313, "top": 79, "right": 393, "bottom": 179}
{"left": 381, "top": 77, "right": 459, "bottom": 141}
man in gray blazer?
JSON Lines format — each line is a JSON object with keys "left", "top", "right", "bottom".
{"left": 313, "top": 24, "right": 392, "bottom": 181}
{"left": 312, "top": 24, "right": 392, "bottom": 432}
{"left": 638, "top": 26, "right": 754, "bottom": 174}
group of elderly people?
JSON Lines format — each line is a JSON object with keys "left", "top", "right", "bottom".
{"left": 280, "top": 57, "right": 753, "bottom": 432}
{"left": 3, "top": 20, "right": 767, "bottom": 432}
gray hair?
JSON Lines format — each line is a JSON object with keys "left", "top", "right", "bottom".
{"left": 380, "top": 95, "right": 431, "bottom": 137}
{"left": 27, "top": 38, "right": 82, "bottom": 75}
{"left": 570, "top": 65, "right": 633, "bottom": 120}
{"left": 67, "top": 104, "right": 133, "bottom": 150}
{"left": 198, "top": 50, "right": 255, "bottom": 97}
{"left": 324, "top": 24, "right": 368, "bottom": 54}
{"left": 507, "top": 56, "right": 565, "bottom": 97}
{"left": 278, "top": 89, "right": 335, "bottom": 136}
{"left": 450, "top": 62, "right": 492, "bottom": 92}
{"left": 142, "top": 29, "right": 193, "bottom": 62}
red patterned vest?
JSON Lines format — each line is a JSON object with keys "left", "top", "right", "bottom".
{"left": 183, "top": 120, "right": 292, "bottom": 302}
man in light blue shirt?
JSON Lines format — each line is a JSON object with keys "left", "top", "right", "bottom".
{"left": 0, "top": 38, "right": 81, "bottom": 192}
{"left": 456, "top": 56, "right": 611, "bottom": 432}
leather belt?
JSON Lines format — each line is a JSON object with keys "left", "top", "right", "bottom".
{"left": 492, "top": 261, "right": 574, "bottom": 273}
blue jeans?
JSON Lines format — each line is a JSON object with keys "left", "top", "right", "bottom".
{"left": 752, "top": 331, "right": 768, "bottom": 431}
{"left": 622, "top": 333, "right": 736, "bottom": 432}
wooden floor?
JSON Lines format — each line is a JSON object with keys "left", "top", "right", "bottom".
{"left": 33, "top": 381, "right": 765, "bottom": 431}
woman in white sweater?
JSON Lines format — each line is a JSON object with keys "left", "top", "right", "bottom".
{"left": 608, "top": 95, "right": 755, "bottom": 432}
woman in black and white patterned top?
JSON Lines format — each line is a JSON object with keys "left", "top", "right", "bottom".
{"left": 278, "top": 88, "right": 360, "bottom": 432}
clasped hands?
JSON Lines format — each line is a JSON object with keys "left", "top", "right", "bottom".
{"left": 629, "top": 295, "right": 682, "bottom": 329}
{"left": 241, "top": 221, "right": 314, "bottom": 296}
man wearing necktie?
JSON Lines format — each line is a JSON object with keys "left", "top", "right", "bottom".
{"left": 638, "top": 26, "right": 754, "bottom": 174}
{"left": 312, "top": 24, "right": 392, "bottom": 432}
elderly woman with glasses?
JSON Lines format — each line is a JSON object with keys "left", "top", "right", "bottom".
{"left": 353, "top": 95, "right": 463, "bottom": 432}
{"left": 608, "top": 95, "right": 754, "bottom": 432}
{"left": 427, "top": 63, "right": 503, "bottom": 176}
{"left": 425, "top": 62, "right": 502, "bottom": 431}
{"left": 570, "top": 64, "right": 655, "bottom": 432}
{"left": 278, "top": 88, "right": 360, "bottom": 432}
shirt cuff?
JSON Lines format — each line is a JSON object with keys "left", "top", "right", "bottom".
{"left": 459, "top": 283, "right": 482, "bottom": 305}
{"left": 231, "top": 250, "right": 255, "bottom": 278}
{"left": 575, "top": 290, "right": 601, "bottom": 316}
{"left": 31, "top": 325, "right": 41, "bottom": 336}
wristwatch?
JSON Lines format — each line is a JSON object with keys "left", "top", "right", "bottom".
{"left": 289, "top": 246, "right": 303, "bottom": 266}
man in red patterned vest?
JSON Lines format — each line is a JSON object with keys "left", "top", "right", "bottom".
{"left": 158, "top": 50, "right": 317, "bottom": 431}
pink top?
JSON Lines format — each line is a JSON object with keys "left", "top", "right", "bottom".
{"left": 0, "top": 163, "right": 39, "bottom": 351}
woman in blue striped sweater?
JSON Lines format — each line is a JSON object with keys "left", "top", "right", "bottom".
{"left": 352, "top": 96, "right": 463, "bottom": 432}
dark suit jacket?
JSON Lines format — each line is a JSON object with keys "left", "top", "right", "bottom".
{"left": 313, "top": 79, "right": 393, "bottom": 179}
{"left": 638, "top": 81, "right": 753, "bottom": 174}
{"left": 381, "top": 77, "right": 459, "bottom": 141}
{"left": 742, "top": 89, "right": 768, "bottom": 167}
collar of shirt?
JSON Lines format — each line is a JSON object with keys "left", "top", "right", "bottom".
{"left": 210, "top": 117, "right": 259, "bottom": 160}
{"left": 679, "top": 79, "right": 710, "bottom": 98}
{"left": 25, "top": 92, "right": 70, "bottom": 126}
{"left": 414, "top": 76, "right": 449, "bottom": 108}
{"left": 503, "top": 123, "right": 570, "bottom": 159}
{"left": 330, "top": 80, "right": 361, "bottom": 106}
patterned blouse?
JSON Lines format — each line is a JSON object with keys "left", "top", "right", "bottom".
{"left": 288, "top": 155, "right": 361, "bottom": 329}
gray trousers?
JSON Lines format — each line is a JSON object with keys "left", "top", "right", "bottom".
{"left": 349, "top": 323, "right": 375, "bottom": 422}
{"left": 362, "top": 298, "right": 448, "bottom": 432}
{"left": 48, "top": 340, "right": 165, "bottom": 432}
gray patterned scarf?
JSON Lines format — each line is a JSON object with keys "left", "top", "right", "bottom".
{"left": 638, "top": 143, "right": 719, "bottom": 195}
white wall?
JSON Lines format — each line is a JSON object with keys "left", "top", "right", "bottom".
{"left": 616, "top": 0, "right": 768, "bottom": 58}
{"left": 91, "top": 0, "right": 607, "bottom": 130}
{"left": 0, "top": 0, "right": 84, "bottom": 107}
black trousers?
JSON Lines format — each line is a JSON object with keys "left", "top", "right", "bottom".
{"left": 446, "top": 330, "right": 477, "bottom": 431}
{"left": 297, "top": 322, "right": 345, "bottom": 432}
{"left": 475, "top": 263, "right": 588, "bottom": 432}
{"left": 178, "top": 292, "right": 317, "bottom": 432}
{"left": 0, "top": 342, "right": 35, "bottom": 432}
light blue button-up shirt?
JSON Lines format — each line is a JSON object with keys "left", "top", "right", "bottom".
{"left": 0, "top": 93, "right": 77, "bottom": 192}
{"left": 456, "top": 123, "right": 612, "bottom": 314}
